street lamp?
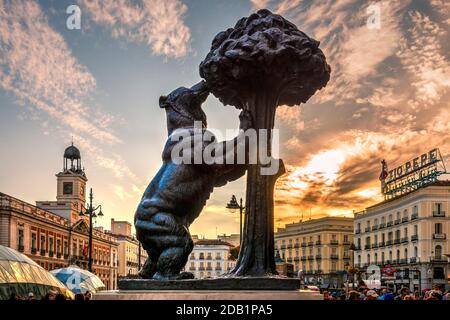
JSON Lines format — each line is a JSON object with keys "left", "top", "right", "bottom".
{"left": 226, "top": 195, "right": 244, "bottom": 246}
{"left": 349, "top": 243, "right": 356, "bottom": 289}
{"left": 79, "top": 188, "right": 104, "bottom": 272}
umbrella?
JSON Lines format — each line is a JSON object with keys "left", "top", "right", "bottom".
{"left": 51, "top": 265, "right": 105, "bottom": 294}
{"left": 0, "top": 245, "right": 74, "bottom": 300}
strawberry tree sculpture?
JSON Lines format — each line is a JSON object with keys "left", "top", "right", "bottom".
{"left": 200, "top": 9, "right": 331, "bottom": 276}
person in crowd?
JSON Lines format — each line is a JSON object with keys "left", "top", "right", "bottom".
{"left": 43, "top": 290, "right": 57, "bottom": 301}
{"left": 365, "top": 290, "right": 379, "bottom": 300}
{"left": 74, "top": 293, "right": 85, "bottom": 301}
{"left": 9, "top": 292, "right": 21, "bottom": 300}
{"left": 54, "top": 293, "right": 66, "bottom": 301}
{"left": 395, "top": 287, "right": 410, "bottom": 300}
{"left": 27, "top": 292, "right": 35, "bottom": 300}
{"left": 84, "top": 291, "right": 93, "bottom": 300}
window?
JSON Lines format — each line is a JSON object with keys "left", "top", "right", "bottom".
{"left": 49, "top": 237, "right": 54, "bottom": 254}
{"left": 395, "top": 230, "right": 400, "bottom": 240}
{"left": 40, "top": 235, "right": 46, "bottom": 252}
{"left": 396, "top": 212, "right": 400, "bottom": 220}
{"left": 367, "top": 254, "right": 371, "bottom": 264}
{"left": 382, "top": 233, "right": 385, "bottom": 242}
{"left": 374, "top": 218, "right": 378, "bottom": 226}
{"left": 404, "top": 228, "right": 408, "bottom": 237}
{"left": 388, "top": 214, "right": 393, "bottom": 222}
{"left": 435, "top": 245, "right": 442, "bottom": 259}
{"left": 413, "top": 206, "right": 418, "bottom": 215}
{"left": 31, "top": 233, "right": 37, "bottom": 251}
{"left": 404, "top": 248, "right": 408, "bottom": 260}
{"left": 414, "top": 225, "right": 418, "bottom": 235}
{"left": 381, "top": 252, "right": 385, "bottom": 263}
{"left": 18, "top": 229, "right": 24, "bottom": 250}
{"left": 63, "top": 241, "right": 68, "bottom": 255}
{"left": 414, "top": 247, "right": 418, "bottom": 257}
{"left": 381, "top": 217, "right": 385, "bottom": 224}
{"left": 433, "top": 267, "right": 445, "bottom": 279}
{"left": 343, "top": 235, "right": 349, "bottom": 242}
{"left": 433, "top": 203, "right": 443, "bottom": 215}
{"left": 435, "top": 223, "right": 442, "bottom": 234}
{"left": 403, "top": 209, "right": 408, "bottom": 218}
{"left": 374, "top": 253, "right": 378, "bottom": 264}
{"left": 56, "top": 239, "right": 61, "bottom": 255}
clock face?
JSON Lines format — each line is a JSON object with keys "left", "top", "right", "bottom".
{"left": 63, "top": 182, "right": 73, "bottom": 195}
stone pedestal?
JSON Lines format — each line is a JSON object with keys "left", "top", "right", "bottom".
{"left": 93, "top": 290, "right": 322, "bottom": 300}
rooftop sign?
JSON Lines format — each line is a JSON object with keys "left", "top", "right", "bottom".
{"left": 379, "top": 148, "right": 447, "bottom": 199}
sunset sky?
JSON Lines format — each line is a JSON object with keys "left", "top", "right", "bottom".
{"left": 1, "top": 0, "right": 449, "bottom": 238}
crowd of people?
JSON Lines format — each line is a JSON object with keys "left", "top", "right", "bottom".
{"left": 323, "top": 286, "right": 450, "bottom": 300}
{"left": 9, "top": 290, "right": 92, "bottom": 301}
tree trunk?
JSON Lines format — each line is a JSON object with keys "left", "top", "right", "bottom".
{"left": 230, "top": 88, "right": 285, "bottom": 276}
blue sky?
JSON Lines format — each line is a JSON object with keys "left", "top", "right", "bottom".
{"left": 1, "top": 0, "right": 449, "bottom": 238}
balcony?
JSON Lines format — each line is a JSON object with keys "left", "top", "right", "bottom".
{"left": 330, "top": 254, "right": 339, "bottom": 260}
{"left": 56, "top": 252, "right": 61, "bottom": 259}
{"left": 387, "top": 221, "right": 393, "bottom": 227}
{"left": 280, "top": 245, "right": 286, "bottom": 250}
{"left": 307, "top": 241, "right": 314, "bottom": 247}
{"left": 355, "top": 229, "right": 361, "bottom": 234}
{"left": 64, "top": 254, "right": 69, "bottom": 259}
{"left": 354, "top": 246, "right": 361, "bottom": 251}
{"left": 206, "top": 256, "right": 213, "bottom": 260}
{"left": 343, "top": 255, "right": 351, "bottom": 260}
{"left": 189, "top": 267, "right": 196, "bottom": 271}
{"left": 401, "top": 237, "right": 409, "bottom": 243}
{"left": 330, "top": 240, "right": 339, "bottom": 246}
{"left": 315, "top": 241, "right": 322, "bottom": 246}
{"left": 301, "top": 243, "right": 307, "bottom": 247}
{"left": 399, "top": 258, "right": 408, "bottom": 264}
{"left": 379, "top": 223, "right": 386, "bottom": 229}
{"left": 342, "top": 240, "right": 351, "bottom": 245}
{"left": 411, "top": 234, "right": 418, "bottom": 241}
{"left": 49, "top": 251, "right": 54, "bottom": 257}
{"left": 365, "top": 227, "right": 371, "bottom": 232}
{"left": 31, "top": 248, "right": 37, "bottom": 254}
{"left": 307, "top": 255, "right": 314, "bottom": 260}
{"left": 206, "top": 267, "right": 213, "bottom": 271}
{"left": 315, "top": 254, "right": 322, "bottom": 260}
{"left": 294, "top": 257, "right": 300, "bottom": 262}
{"left": 433, "top": 233, "right": 446, "bottom": 240}
{"left": 432, "top": 211, "right": 446, "bottom": 217}
{"left": 18, "top": 245, "right": 24, "bottom": 252}
{"left": 430, "top": 256, "right": 448, "bottom": 263}
{"left": 386, "top": 240, "right": 393, "bottom": 246}
{"left": 364, "top": 244, "right": 371, "bottom": 250}
{"left": 401, "top": 217, "right": 409, "bottom": 223}
{"left": 394, "top": 219, "right": 400, "bottom": 225}
{"left": 411, "top": 213, "right": 418, "bottom": 220}
{"left": 394, "top": 239, "right": 400, "bottom": 245}
{"left": 294, "top": 243, "right": 300, "bottom": 248}
{"left": 371, "top": 243, "right": 378, "bottom": 249}
{"left": 287, "top": 244, "right": 293, "bottom": 249}
{"left": 372, "top": 225, "right": 379, "bottom": 231}
{"left": 301, "top": 256, "right": 307, "bottom": 261}
{"left": 215, "top": 267, "right": 222, "bottom": 271}
{"left": 409, "top": 257, "right": 418, "bottom": 263}
{"left": 198, "top": 267, "right": 205, "bottom": 271}
{"left": 378, "top": 242, "right": 385, "bottom": 247}
{"left": 40, "top": 249, "right": 46, "bottom": 256}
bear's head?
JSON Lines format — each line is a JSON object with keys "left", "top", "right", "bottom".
{"left": 159, "top": 81, "right": 210, "bottom": 136}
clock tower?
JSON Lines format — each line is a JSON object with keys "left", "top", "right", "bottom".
{"left": 56, "top": 143, "right": 87, "bottom": 212}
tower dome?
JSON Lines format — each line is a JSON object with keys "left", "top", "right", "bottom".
{"left": 64, "top": 144, "right": 81, "bottom": 160}
{"left": 63, "top": 143, "right": 83, "bottom": 172}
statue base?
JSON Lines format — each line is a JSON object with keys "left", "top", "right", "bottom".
{"left": 118, "top": 277, "right": 301, "bottom": 291}
{"left": 93, "top": 289, "right": 321, "bottom": 300}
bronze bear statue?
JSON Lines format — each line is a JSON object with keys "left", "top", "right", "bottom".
{"left": 135, "top": 81, "right": 253, "bottom": 280}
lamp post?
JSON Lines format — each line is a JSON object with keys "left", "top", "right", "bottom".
{"left": 226, "top": 195, "right": 244, "bottom": 246}
{"left": 349, "top": 243, "right": 356, "bottom": 289}
{"left": 79, "top": 188, "right": 104, "bottom": 272}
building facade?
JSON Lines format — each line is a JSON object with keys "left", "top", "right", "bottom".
{"left": 354, "top": 181, "right": 450, "bottom": 291}
{"left": 110, "top": 219, "right": 147, "bottom": 277}
{"left": 275, "top": 217, "right": 354, "bottom": 284}
{"left": 0, "top": 144, "right": 118, "bottom": 289}
{"left": 183, "top": 239, "right": 236, "bottom": 279}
